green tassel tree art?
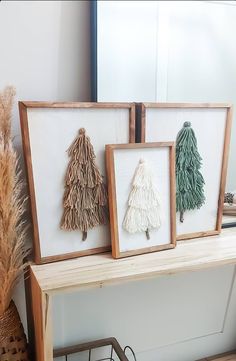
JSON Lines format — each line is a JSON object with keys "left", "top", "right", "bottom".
{"left": 176, "top": 121, "right": 205, "bottom": 223}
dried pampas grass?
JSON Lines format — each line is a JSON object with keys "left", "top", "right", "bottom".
{"left": 0, "top": 86, "right": 29, "bottom": 316}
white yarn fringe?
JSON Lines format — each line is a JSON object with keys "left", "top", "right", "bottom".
{"left": 128, "top": 187, "right": 161, "bottom": 209}
{"left": 123, "top": 159, "right": 162, "bottom": 234}
{"left": 123, "top": 207, "right": 161, "bottom": 233}
{"left": 132, "top": 160, "right": 153, "bottom": 189}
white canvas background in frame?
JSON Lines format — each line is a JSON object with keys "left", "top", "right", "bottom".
{"left": 141, "top": 103, "right": 233, "bottom": 240}
{"left": 19, "top": 102, "right": 135, "bottom": 264}
{"left": 106, "top": 143, "right": 176, "bottom": 258}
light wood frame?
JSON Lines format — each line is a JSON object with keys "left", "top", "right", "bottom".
{"left": 19, "top": 102, "right": 135, "bottom": 264}
{"left": 29, "top": 228, "right": 236, "bottom": 361}
{"left": 140, "top": 103, "right": 233, "bottom": 241}
{"left": 197, "top": 350, "right": 236, "bottom": 360}
{"left": 106, "top": 142, "right": 176, "bottom": 258}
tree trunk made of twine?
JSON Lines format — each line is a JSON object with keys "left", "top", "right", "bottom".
{"left": 0, "top": 301, "right": 29, "bottom": 361}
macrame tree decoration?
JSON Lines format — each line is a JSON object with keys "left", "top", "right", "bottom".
{"left": 176, "top": 121, "right": 205, "bottom": 223}
{"left": 123, "top": 159, "right": 161, "bottom": 240}
{"left": 61, "top": 128, "right": 108, "bottom": 241}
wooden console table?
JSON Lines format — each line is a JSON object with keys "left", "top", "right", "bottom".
{"left": 30, "top": 228, "right": 236, "bottom": 361}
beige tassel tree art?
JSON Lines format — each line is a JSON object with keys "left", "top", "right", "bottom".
{"left": 61, "top": 128, "right": 108, "bottom": 241}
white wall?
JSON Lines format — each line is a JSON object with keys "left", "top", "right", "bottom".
{"left": 1, "top": 2, "right": 236, "bottom": 361}
{"left": 97, "top": 0, "right": 236, "bottom": 191}
{"left": 161, "top": 1, "right": 236, "bottom": 191}
{"left": 0, "top": 0, "right": 91, "bottom": 334}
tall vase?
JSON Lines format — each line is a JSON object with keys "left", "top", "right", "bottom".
{"left": 0, "top": 301, "right": 29, "bottom": 361}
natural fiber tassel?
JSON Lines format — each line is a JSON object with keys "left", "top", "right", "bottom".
{"left": 61, "top": 128, "right": 108, "bottom": 240}
{"left": 176, "top": 121, "right": 205, "bottom": 222}
{"left": 123, "top": 159, "right": 161, "bottom": 239}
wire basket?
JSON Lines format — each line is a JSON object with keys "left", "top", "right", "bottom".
{"left": 53, "top": 337, "right": 137, "bottom": 361}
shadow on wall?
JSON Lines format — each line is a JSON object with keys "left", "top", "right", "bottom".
{"left": 58, "top": 1, "right": 91, "bottom": 102}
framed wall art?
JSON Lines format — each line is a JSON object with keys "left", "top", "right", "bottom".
{"left": 140, "top": 103, "right": 233, "bottom": 240}
{"left": 106, "top": 142, "right": 176, "bottom": 258}
{"left": 19, "top": 102, "right": 135, "bottom": 264}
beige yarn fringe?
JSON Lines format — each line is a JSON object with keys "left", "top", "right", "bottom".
{"left": 61, "top": 128, "right": 108, "bottom": 240}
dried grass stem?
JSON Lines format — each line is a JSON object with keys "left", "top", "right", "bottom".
{"left": 0, "top": 86, "right": 29, "bottom": 316}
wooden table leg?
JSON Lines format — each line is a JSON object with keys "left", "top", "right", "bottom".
{"left": 30, "top": 269, "right": 53, "bottom": 361}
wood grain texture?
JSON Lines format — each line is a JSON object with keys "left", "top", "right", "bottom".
{"left": 197, "top": 350, "right": 236, "bottom": 360}
{"left": 129, "top": 103, "right": 136, "bottom": 143}
{"left": 30, "top": 269, "right": 53, "bottom": 361}
{"left": 20, "top": 101, "right": 135, "bottom": 109}
{"left": 106, "top": 141, "right": 173, "bottom": 149}
{"left": 216, "top": 106, "right": 233, "bottom": 232}
{"left": 18, "top": 101, "right": 135, "bottom": 264}
{"left": 105, "top": 142, "right": 176, "bottom": 258}
{"left": 169, "top": 145, "right": 177, "bottom": 245}
{"left": 19, "top": 102, "right": 42, "bottom": 263}
{"left": 207, "top": 354, "right": 236, "bottom": 360}
{"left": 24, "top": 267, "right": 35, "bottom": 360}
{"left": 140, "top": 102, "right": 233, "bottom": 241}
{"left": 30, "top": 227, "right": 236, "bottom": 295}
{"left": 40, "top": 246, "right": 111, "bottom": 264}
{"left": 176, "top": 230, "right": 219, "bottom": 241}
{"left": 140, "top": 103, "right": 146, "bottom": 143}
{"left": 142, "top": 103, "right": 232, "bottom": 109}
{"left": 105, "top": 145, "right": 119, "bottom": 258}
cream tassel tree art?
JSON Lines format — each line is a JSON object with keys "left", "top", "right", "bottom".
{"left": 61, "top": 128, "right": 108, "bottom": 241}
{"left": 123, "top": 159, "right": 161, "bottom": 240}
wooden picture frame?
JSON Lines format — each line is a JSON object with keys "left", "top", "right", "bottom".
{"left": 106, "top": 142, "right": 176, "bottom": 258}
{"left": 19, "top": 102, "right": 135, "bottom": 264}
{"left": 140, "top": 103, "right": 233, "bottom": 241}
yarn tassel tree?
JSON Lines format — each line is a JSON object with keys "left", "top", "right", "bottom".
{"left": 176, "top": 121, "right": 205, "bottom": 223}
{"left": 61, "top": 128, "right": 108, "bottom": 241}
{"left": 123, "top": 159, "right": 161, "bottom": 240}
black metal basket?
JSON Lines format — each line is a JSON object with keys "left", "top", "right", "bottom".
{"left": 54, "top": 337, "right": 137, "bottom": 361}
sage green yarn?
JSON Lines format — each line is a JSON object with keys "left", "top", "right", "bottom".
{"left": 176, "top": 121, "right": 205, "bottom": 222}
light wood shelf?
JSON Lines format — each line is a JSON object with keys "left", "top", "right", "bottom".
{"left": 30, "top": 227, "right": 236, "bottom": 361}
{"left": 198, "top": 350, "right": 236, "bottom": 360}
{"left": 31, "top": 227, "right": 236, "bottom": 295}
